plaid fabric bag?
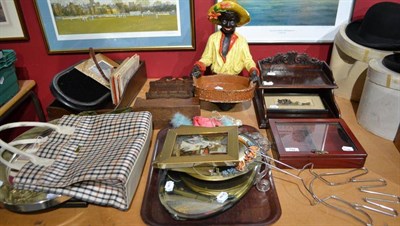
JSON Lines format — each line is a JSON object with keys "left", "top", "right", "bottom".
{"left": 4, "top": 111, "right": 152, "bottom": 210}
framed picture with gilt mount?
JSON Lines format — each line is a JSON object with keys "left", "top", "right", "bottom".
{"left": 153, "top": 126, "right": 240, "bottom": 169}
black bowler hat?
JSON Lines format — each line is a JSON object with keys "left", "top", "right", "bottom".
{"left": 382, "top": 53, "right": 400, "bottom": 73}
{"left": 345, "top": 2, "right": 400, "bottom": 51}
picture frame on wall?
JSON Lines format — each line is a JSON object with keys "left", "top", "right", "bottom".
{"left": 34, "top": 0, "right": 195, "bottom": 54}
{"left": 0, "top": 0, "right": 29, "bottom": 41}
{"left": 218, "top": 0, "right": 354, "bottom": 43}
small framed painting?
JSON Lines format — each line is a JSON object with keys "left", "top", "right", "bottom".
{"left": 153, "top": 126, "right": 239, "bottom": 169}
{"left": 264, "top": 94, "right": 326, "bottom": 110}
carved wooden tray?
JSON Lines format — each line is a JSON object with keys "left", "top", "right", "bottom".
{"left": 141, "top": 126, "right": 282, "bottom": 226}
{"left": 146, "top": 76, "right": 194, "bottom": 99}
{"left": 253, "top": 52, "right": 341, "bottom": 129}
{"left": 258, "top": 51, "right": 337, "bottom": 89}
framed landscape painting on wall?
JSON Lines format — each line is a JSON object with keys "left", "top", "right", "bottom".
{"left": 0, "top": 0, "right": 29, "bottom": 41}
{"left": 222, "top": 0, "right": 355, "bottom": 43}
{"left": 34, "top": 0, "right": 195, "bottom": 53}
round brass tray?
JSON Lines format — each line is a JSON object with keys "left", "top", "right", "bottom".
{"left": 157, "top": 131, "right": 262, "bottom": 220}
{"left": 0, "top": 127, "right": 70, "bottom": 213}
{"left": 158, "top": 166, "right": 259, "bottom": 220}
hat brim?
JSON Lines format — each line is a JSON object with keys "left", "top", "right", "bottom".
{"left": 382, "top": 53, "right": 400, "bottom": 73}
{"left": 345, "top": 20, "right": 400, "bottom": 51}
{"left": 208, "top": 1, "right": 250, "bottom": 27}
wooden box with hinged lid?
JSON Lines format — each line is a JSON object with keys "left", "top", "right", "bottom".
{"left": 132, "top": 97, "right": 200, "bottom": 129}
{"left": 268, "top": 118, "right": 367, "bottom": 169}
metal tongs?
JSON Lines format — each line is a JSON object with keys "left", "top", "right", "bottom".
{"left": 254, "top": 153, "right": 399, "bottom": 226}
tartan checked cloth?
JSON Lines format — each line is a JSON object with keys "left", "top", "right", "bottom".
{"left": 13, "top": 111, "right": 152, "bottom": 210}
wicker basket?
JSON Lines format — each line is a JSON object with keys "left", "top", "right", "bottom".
{"left": 193, "top": 74, "right": 256, "bottom": 103}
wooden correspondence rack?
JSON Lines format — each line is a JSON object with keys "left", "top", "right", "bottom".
{"left": 253, "top": 51, "right": 340, "bottom": 129}
{"left": 253, "top": 51, "right": 367, "bottom": 169}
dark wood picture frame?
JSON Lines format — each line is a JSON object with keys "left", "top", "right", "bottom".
{"left": 0, "top": 0, "right": 29, "bottom": 41}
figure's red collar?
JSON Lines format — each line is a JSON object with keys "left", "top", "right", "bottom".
{"left": 219, "top": 32, "right": 238, "bottom": 62}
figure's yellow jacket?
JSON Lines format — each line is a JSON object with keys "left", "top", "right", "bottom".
{"left": 195, "top": 31, "right": 258, "bottom": 75}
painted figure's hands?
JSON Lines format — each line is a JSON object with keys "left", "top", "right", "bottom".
{"left": 191, "top": 65, "right": 202, "bottom": 78}
{"left": 250, "top": 70, "right": 260, "bottom": 84}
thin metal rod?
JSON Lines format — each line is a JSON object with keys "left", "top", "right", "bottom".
{"left": 256, "top": 152, "right": 399, "bottom": 226}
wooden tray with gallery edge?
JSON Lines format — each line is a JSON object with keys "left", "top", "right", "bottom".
{"left": 141, "top": 125, "right": 282, "bottom": 226}
{"left": 253, "top": 51, "right": 340, "bottom": 129}
{"left": 268, "top": 118, "right": 367, "bottom": 169}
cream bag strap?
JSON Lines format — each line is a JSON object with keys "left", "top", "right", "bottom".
{"left": 0, "top": 122, "right": 75, "bottom": 170}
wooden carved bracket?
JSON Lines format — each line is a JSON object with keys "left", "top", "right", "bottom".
{"left": 259, "top": 51, "right": 322, "bottom": 66}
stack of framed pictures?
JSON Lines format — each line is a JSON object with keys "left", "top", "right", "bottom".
{"left": 141, "top": 126, "right": 282, "bottom": 224}
{"left": 253, "top": 51, "right": 367, "bottom": 168}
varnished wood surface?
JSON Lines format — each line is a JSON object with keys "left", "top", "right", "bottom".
{"left": 1, "top": 80, "right": 399, "bottom": 226}
{"left": 0, "top": 80, "right": 35, "bottom": 116}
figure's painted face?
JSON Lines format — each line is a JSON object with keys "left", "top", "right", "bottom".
{"left": 219, "top": 11, "right": 239, "bottom": 35}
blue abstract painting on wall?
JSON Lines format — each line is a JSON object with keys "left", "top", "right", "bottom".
{"left": 240, "top": 0, "right": 339, "bottom": 26}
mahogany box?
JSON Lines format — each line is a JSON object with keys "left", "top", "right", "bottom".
{"left": 268, "top": 118, "right": 367, "bottom": 169}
